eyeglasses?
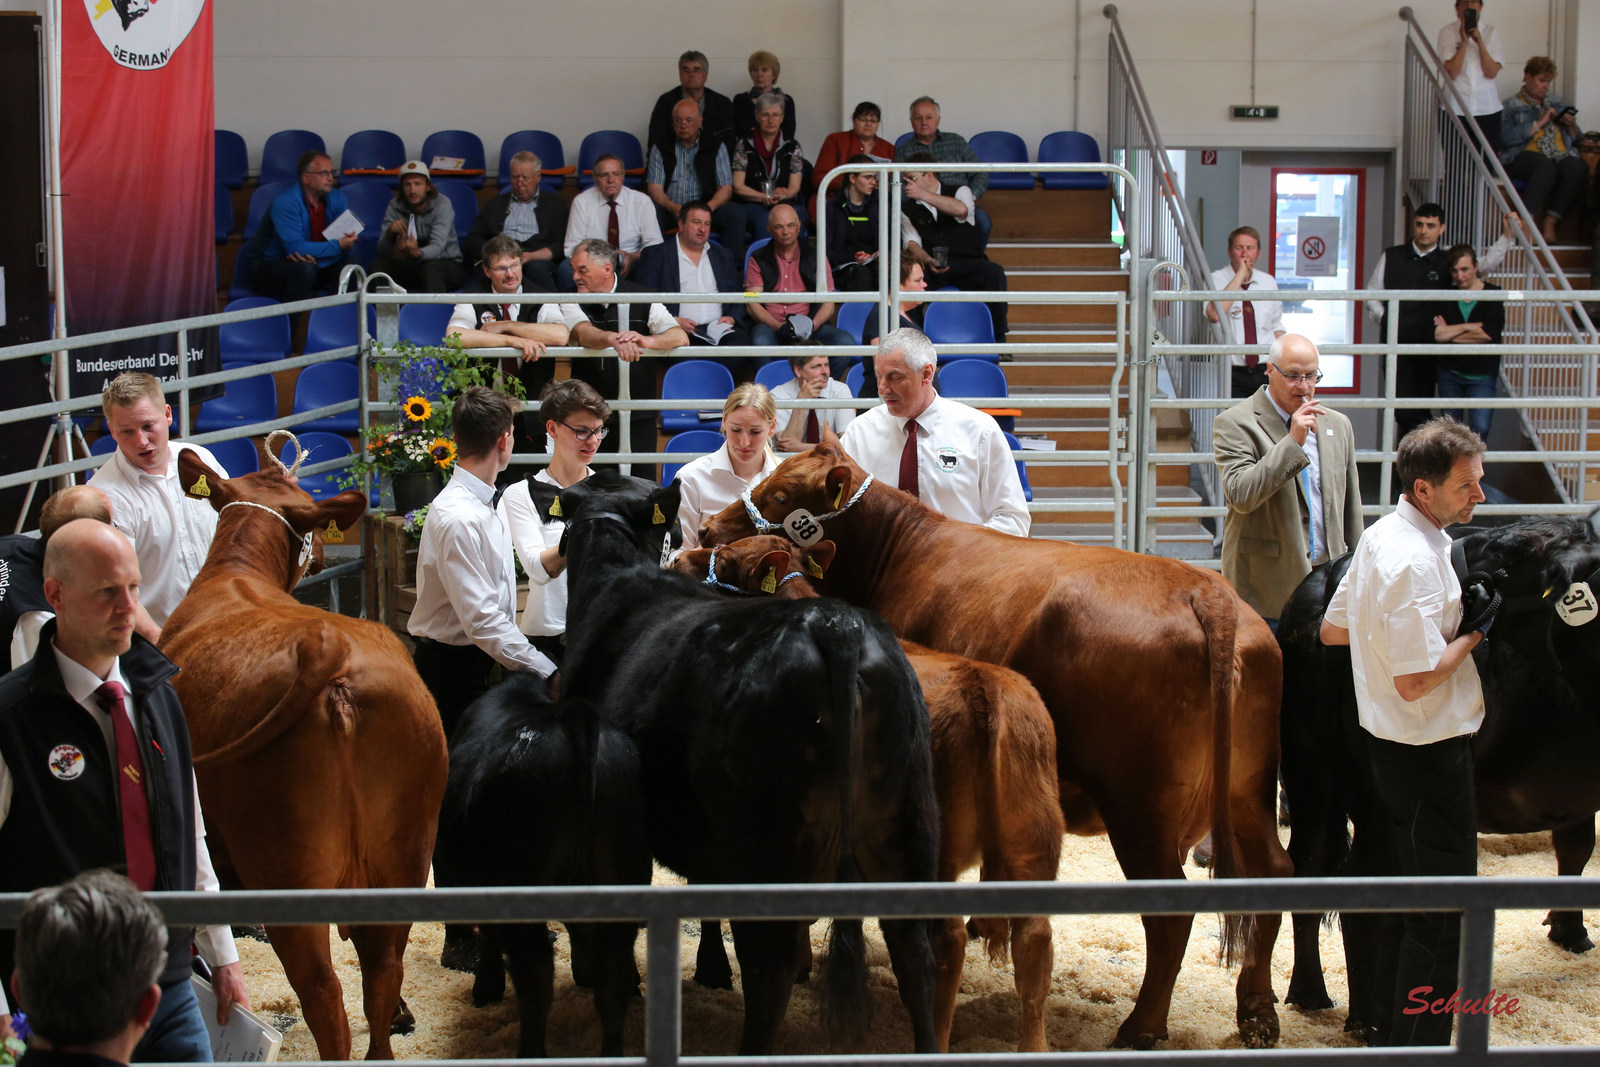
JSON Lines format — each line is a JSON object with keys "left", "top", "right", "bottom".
{"left": 1270, "top": 365, "right": 1324, "bottom": 385}
{"left": 487, "top": 263, "right": 519, "bottom": 276}
{"left": 561, "top": 423, "right": 610, "bottom": 442}
{"left": 304, "top": 169, "right": 335, "bottom": 177}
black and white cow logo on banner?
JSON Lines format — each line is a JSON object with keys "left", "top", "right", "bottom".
{"left": 85, "top": 0, "right": 206, "bottom": 71}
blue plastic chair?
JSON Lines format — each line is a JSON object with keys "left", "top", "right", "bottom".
{"left": 578, "top": 130, "right": 645, "bottom": 190}
{"left": 432, "top": 179, "right": 479, "bottom": 235}
{"left": 194, "top": 364, "right": 278, "bottom": 434}
{"left": 1038, "top": 131, "right": 1108, "bottom": 190}
{"left": 660, "top": 360, "right": 735, "bottom": 434}
{"left": 420, "top": 130, "right": 487, "bottom": 188}
{"left": 292, "top": 362, "right": 362, "bottom": 433}
{"left": 895, "top": 131, "right": 916, "bottom": 148}
{"left": 500, "top": 130, "right": 566, "bottom": 193}
{"left": 743, "top": 237, "right": 771, "bottom": 276}
{"left": 340, "top": 130, "right": 407, "bottom": 185}
{"left": 281, "top": 432, "right": 354, "bottom": 502}
{"left": 202, "top": 437, "right": 261, "bottom": 477}
{"left": 305, "top": 304, "right": 379, "bottom": 358}
{"left": 938, "top": 358, "right": 1013, "bottom": 432}
{"left": 219, "top": 297, "right": 291, "bottom": 364}
{"left": 923, "top": 302, "right": 998, "bottom": 363}
{"left": 339, "top": 180, "right": 395, "bottom": 241}
{"left": 661, "top": 429, "right": 726, "bottom": 486}
{"left": 399, "top": 303, "right": 456, "bottom": 346}
{"left": 215, "top": 183, "right": 233, "bottom": 243}
{"left": 834, "top": 302, "right": 871, "bottom": 344}
{"left": 754, "top": 359, "right": 793, "bottom": 391}
{"left": 845, "top": 363, "right": 865, "bottom": 394}
{"left": 970, "top": 131, "right": 1034, "bottom": 190}
{"left": 258, "top": 130, "right": 325, "bottom": 185}
{"left": 1002, "top": 431, "right": 1032, "bottom": 502}
{"left": 215, "top": 130, "right": 248, "bottom": 189}
{"left": 242, "top": 181, "right": 289, "bottom": 240}
{"left": 90, "top": 434, "right": 118, "bottom": 457}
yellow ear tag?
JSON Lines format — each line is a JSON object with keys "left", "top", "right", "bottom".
{"left": 652, "top": 503, "right": 666, "bottom": 525}
{"left": 189, "top": 474, "right": 210, "bottom": 497}
{"left": 805, "top": 555, "right": 825, "bottom": 579}
{"left": 322, "top": 520, "right": 344, "bottom": 544}
{"left": 760, "top": 567, "right": 777, "bottom": 594}
{"left": 548, "top": 497, "right": 563, "bottom": 518}
{"left": 832, "top": 483, "right": 845, "bottom": 509}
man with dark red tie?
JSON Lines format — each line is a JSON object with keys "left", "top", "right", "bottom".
{"left": 1205, "top": 226, "right": 1286, "bottom": 397}
{"left": 0, "top": 520, "right": 249, "bottom": 1060}
{"left": 772, "top": 350, "right": 855, "bottom": 451}
{"left": 839, "top": 327, "right": 1029, "bottom": 535}
{"left": 560, "top": 154, "right": 663, "bottom": 288}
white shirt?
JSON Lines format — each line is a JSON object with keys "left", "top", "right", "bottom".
{"left": 675, "top": 442, "right": 779, "bottom": 551}
{"left": 447, "top": 286, "right": 545, "bottom": 336}
{"left": 408, "top": 466, "right": 556, "bottom": 676}
{"left": 771, "top": 376, "right": 857, "bottom": 443}
{"left": 840, "top": 393, "right": 1030, "bottom": 537}
{"left": 501, "top": 468, "right": 590, "bottom": 637}
{"left": 88, "top": 442, "right": 226, "bottom": 627}
{"left": 1324, "top": 498, "right": 1485, "bottom": 745}
{"left": 1437, "top": 20, "right": 1505, "bottom": 116}
{"left": 1266, "top": 391, "right": 1327, "bottom": 564}
{"left": 565, "top": 185, "right": 663, "bottom": 258}
{"left": 0, "top": 644, "right": 237, "bottom": 1013}
{"left": 556, "top": 278, "right": 678, "bottom": 337}
{"left": 1208, "top": 265, "right": 1285, "bottom": 364}
{"left": 901, "top": 185, "right": 979, "bottom": 247}
{"left": 675, "top": 239, "right": 722, "bottom": 326}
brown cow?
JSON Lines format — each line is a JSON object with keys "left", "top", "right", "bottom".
{"left": 673, "top": 535, "right": 1065, "bottom": 1052}
{"left": 702, "top": 433, "right": 1292, "bottom": 1049}
{"left": 163, "top": 435, "right": 448, "bottom": 1060}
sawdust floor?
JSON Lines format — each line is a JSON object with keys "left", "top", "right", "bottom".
{"left": 240, "top": 822, "right": 1600, "bottom": 1057}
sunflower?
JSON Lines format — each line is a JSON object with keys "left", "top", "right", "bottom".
{"left": 403, "top": 396, "right": 433, "bottom": 422}
{"left": 430, "top": 438, "right": 457, "bottom": 468}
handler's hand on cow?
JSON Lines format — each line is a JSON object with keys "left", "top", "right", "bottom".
{"left": 0, "top": 1014, "right": 13, "bottom": 1040}
{"left": 1288, "top": 399, "right": 1325, "bottom": 445}
{"left": 212, "top": 961, "right": 251, "bottom": 1023}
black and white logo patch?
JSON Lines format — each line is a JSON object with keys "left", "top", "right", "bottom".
{"left": 935, "top": 447, "right": 961, "bottom": 474}
{"left": 84, "top": 0, "right": 206, "bottom": 71}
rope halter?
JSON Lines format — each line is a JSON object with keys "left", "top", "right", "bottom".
{"left": 265, "top": 429, "right": 308, "bottom": 477}
{"left": 218, "top": 500, "right": 315, "bottom": 582}
{"left": 738, "top": 474, "right": 874, "bottom": 545}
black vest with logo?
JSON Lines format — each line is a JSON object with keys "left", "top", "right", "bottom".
{"left": 904, "top": 199, "right": 984, "bottom": 260}
{"left": 0, "top": 626, "right": 197, "bottom": 989}
{"left": 581, "top": 278, "right": 653, "bottom": 333}
{"left": 1380, "top": 242, "right": 1450, "bottom": 344}
{"left": 752, "top": 242, "right": 819, "bottom": 317}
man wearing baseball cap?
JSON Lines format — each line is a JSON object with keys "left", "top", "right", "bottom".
{"left": 371, "top": 160, "right": 464, "bottom": 293}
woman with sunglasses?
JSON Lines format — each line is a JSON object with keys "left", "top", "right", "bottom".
{"left": 672, "top": 383, "right": 780, "bottom": 550}
{"left": 500, "top": 379, "right": 611, "bottom": 667}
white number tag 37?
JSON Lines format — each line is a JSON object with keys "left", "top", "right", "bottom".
{"left": 1555, "top": 581, "right": 1599, "bottom": 627}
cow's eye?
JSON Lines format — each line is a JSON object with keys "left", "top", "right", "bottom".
{"left": 772, "top": 493, "right": 788, "bottom": 507}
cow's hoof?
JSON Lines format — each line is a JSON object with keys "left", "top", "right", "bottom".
{"left": 1543, "top": 912, "right": 1594, "bottom": 953}
{"left": 692, "top": 965, "right": 734, "bottom": 990}
{"left": 472, "top": 968, "right": 506, "bottom": 1007}
{"left": 440, "top": 932, "right": 481, "bottom": 973}
{"left": 232, "top": 924, "right": 270, "bottom": 943}
{"left": 1237, "top": 1012, "right": 1279, "bottom": 1048}
{"left": 1191, "top": 833, "right": 1214, "bottom": 869}
{"left": 390, "top": 997, "right": 416, "bottom": 1036}
{"left": 1284, "top": 985, "right": 1334, "bottom": 1012}
{"left": 1111, "top": 1022, "right": 1166, "bottom": 1050}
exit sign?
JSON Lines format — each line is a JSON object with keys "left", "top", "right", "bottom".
{"left": 1231, "top": 105, "right": 1280, "bottom": 119}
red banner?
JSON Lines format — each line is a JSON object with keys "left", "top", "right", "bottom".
{"left": 60, "top": 0, "right": 218, "bottom": 399}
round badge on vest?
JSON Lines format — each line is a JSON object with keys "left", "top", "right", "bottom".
{"left": 48, "top": 744, "right": 86, "bottom": 780}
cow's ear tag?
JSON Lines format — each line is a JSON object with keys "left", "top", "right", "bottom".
{"left": 805, "top": 555, "right": 826, "bottom": 579}
{"left": 652, "top": 503, "right": 666, "bottom": 525}
{"left": 783, "top": 509, "right": 824, "bottom": 547}
{"left": 1555, "top": 581, "right": 1599, "bottom": 626}
{"left": 188, "top": 474, "right": 210, "bottom": 497}
{"left": 298, "top": 534, "right": 313, "bottom": 569}
{"left": 322, "top": 520, "right": 343, "bottom": 544}
{"left": 832, "top": 483, "right": 845, "bottom": 509}
{"left": 549, "top": 497, "right": 563, "bottom": 518}
{"left": 659, "top": 531, "right": 672, "bottom": 568}
{"left": 761, "top": 567, "right": 778, "bottom": 594}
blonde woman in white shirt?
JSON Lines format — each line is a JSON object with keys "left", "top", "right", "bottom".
{"left": 500, "top": 379, "right": 611, "bottom": 668}
{"left": 673, "top": 383, "right": 780, "bottom": 550}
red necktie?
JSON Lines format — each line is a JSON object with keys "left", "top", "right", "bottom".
{"left": 97, "top": 681, "right": 157, "bottom": 891}
{"left": 606, "top": 200, "right": 620, "bottom": 249}
{"left": 804, "top": 411, "right": 820, "bottom": 444}
{"left": 899, "top": 420, "right": 920, "bottom": 498}
{"left": 499, "top": 303, "right": 513, "bottom": 322}
{"left": 1241, "top": 281, "right": 1259, "bottom": 365}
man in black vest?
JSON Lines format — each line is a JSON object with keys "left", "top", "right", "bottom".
{"left": 645, "top": 100, "right": 740, "bottom": 249}
{"left": 0, "top": 521, "right": 248, "bottom": 1060}
{"left": 902, "top": 157, "right": 1011, "bottom": 343}
{"left": 1365, "top": 202, "right": 1451, "bottom": 438}
{"left": 557, "top": 239, "right": 689, "bottom": 463}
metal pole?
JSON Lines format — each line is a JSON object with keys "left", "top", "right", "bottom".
{"left": 176, "top": 327, "right": 190, "bottom": 436}
{"left": 616, "top": 303, "right": 633, "bottom": 478}
{"left": 644, "top": 918, "right": 681, "bottom": 1067}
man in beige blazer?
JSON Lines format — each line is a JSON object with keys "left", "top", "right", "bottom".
{"left": 1215, "top": 333, "right": 1365, "bottom": 627}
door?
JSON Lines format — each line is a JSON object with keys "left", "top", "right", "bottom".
{"left": 1267, "top": 168, "right": 1366, "bottom": 393}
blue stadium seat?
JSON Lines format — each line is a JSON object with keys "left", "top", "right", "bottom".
{"left": 292, "top": 362, "right": 361, "bottom": 433}
{"left": 743, "top": 237, "right": 771, "bottom": 276}
{"left": 215, "top": 182, "right": 233, "bottom": 243}
{"left": 420, "top": 129, "right": 487, "bottom": 188}
{"left": 895, "top": 131, "right": 916, "bottom": 148}
{"left": 281, "top": 432, "right": 354, "bottom": 502}
{"left": 923, "top": 302, "right": 998, "bottom": 363}
{"left": 578, "top": 130, "right": 645, "bottom": 190}
{"left": 660, "top": 360, "right": 735, "bottom": 434}
{"left": 1003, "top": 431, "right": 1032, "bottom": 502}
{"left": 219, "top": 297, "right": 291, "bottom": 364}
{"left": 845, "top": 362, "right": 865, "bottom": 394}
{"left": 1038, "top": 131, "right": 1108, "bottom": 190}
{"left": 754, "top": 359, "right": 793, "bottom": 391}
{"left": 259, "top": 130, "right": 324, "bottom": 185}
{"left": 499, "top": 130, "right": 566, "bottom": 193}
{"left": 242, "top": 181, "right": 289, "bottom": 240}
{"left": 834, "top": 301, "right": 871, "bottom": 343}
{"left": 970, "top": 131, "right": 1034, "bottom": 190}
{"left": 433, "top": 179, "right": 479, "bottom": 235}
{"left": 339, "top": 180, "right": 395, "bottom": 241}
{"left": 661, "top": 429, "right": 726, "bottom": 486}
{"left": 90, "top": 434, "right": 118, "bottom": 457}
{"left": 340, "top": 129, "right": 407, "bottom": 185}
{"left": 215, "top": 130, "right": 248, "bottom": 189}
{"left": 194, "top": 364, "right": 278, "bottom": 434}
{"left": 305, "top": 304, "right": 379, "bottom": 358}
{"left": 202, "top": 436, "right": 261, "bottom": 477}
{"left": 938, "top": 358, "right": 1013, "bottom": 432}
{"left": 399, "top": 303, "right": 456, "bottom": 346}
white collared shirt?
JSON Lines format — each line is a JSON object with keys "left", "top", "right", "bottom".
{"left": 839, "top": 393, "right": 1030, "bottom": 537}
{"left": 1208, "top": 266, "right": 1285, "bottom": 361}
{"left": 501, "top": 468, "right": 591, "bottom": 637}
{"left": 674, "top": 442, "right": 779, "bottom": 550}
{"left": 564, "top": 185, "right": 663, "bottom": 257}
{"left": 1266, "top": 391, "right": 1327, "bottom": 564}
{"left": 0, "top": 644, "right": 238, "bottom": 1014}
{"left": 770, "top": 376, "right": 856, "bottom": 442}
{"left": 447, "top": 284, "right": 544, "bottom": 336}
{"left": 675, "top": 239, "right": 722, "bottom": 326}
{"left": 1436, "top": 19, "right": 1505, "bottom": 116}
{"left": 555, "top": 276, "right": 679, "bottom": 337}
{"left": 408, "top": 466, "right": 556, "bottom": 676}
{"left": 1325, "top": 498, "right": 1485, "bottom": 745}
{"left": 87, "top": 442, "right": 226, "bottom": 626}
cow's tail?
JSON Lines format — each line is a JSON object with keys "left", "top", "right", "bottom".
{"left": 969, "top": 668, "right": 1015, "bottom": 964}
{"left": 819, "top": 611, "right": 872, "bottom": 1049}
{"left": 1197, "top": 584, "right": 1251, "bottom": 968}
{"left": 192, "top": 622, "right": 347, "bottom": 766}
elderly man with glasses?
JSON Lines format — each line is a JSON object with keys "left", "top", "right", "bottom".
{"left": 1213, "top": 333, "right": 1365, "bottom": 631}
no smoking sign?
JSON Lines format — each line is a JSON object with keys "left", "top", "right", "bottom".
{"left": 1295, "top": 217, "right": 1340, "bottom": 278}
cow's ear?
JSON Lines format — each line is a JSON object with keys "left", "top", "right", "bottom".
{"left": 759, "top": 548, "right": 791, "bottom": 587}
{"left": 819, "top": 423, "right": 841, "bottom": 450}
{"left": 649, "top": 480, "right": 682, "bottom": 531}
{"left": 804, "top": 540, "right": 835, "bottom": 578}
{"left": 527, "top": 478, "right": 563, "bottom": 522}
{"left": 178, "top": 449, "right": 232, "bottom": 511}
{"left": 312, "top": 491, "right": 368, "bottom": 544}
{"left": 824, "top": 465, "right": 854, "bottom": 511}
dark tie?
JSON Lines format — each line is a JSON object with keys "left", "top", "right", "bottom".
{"left": 96, "top": 681, "right": 157, "bottom": 891}
{"left": 899, "top": 420, "right": 920, "bottom": 498}
{"left": 491, "top": 485, "right": 506, "bottom": 509}
{"left": 1241, "top": 281, "right": 1258, "bottom": 365}
{"left": 804, "top": 411, "right": 820, "bottom": 444}
{"left": 499, "top": 303, "right": 514, "bottom": 322}
{"left": 606, "top": 199, "right": 620, "bottom": 249}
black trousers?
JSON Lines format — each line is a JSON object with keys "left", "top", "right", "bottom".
{"left": 1365, "top": 730, "right": 1478, "bottom": 1047}
{"left": 1395, "top": 345, "right": 1438, "bottom": 440}
{"left": 412, "top": 637, "right": 500, "bottom": 744}
{"left": 1503, "top": 151, "right": 1588, "bottom": 220}
{"left": 242, "top": 250, "right": 354, "bottom": 304}
{"left": 370, "top": 253, "right": 465, "bottom": 294}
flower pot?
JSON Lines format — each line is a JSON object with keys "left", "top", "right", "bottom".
{"left": 392, "top": 471, "right": 445, "bottom": 514}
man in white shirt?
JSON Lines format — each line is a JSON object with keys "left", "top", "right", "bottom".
{"left": 773, "top": 351, "right": 855, "bottom": 450}
{"left": 632, "top": 200, "right": 751, "bottom": 353}
{"left": 1204, "top": 226, "right": 1286, "bottom": 397}
{"left": 840, "top": 327, "right": 1029, "bottom": 536}
{"left": 561, "top": 153, "right": 662, "bottom": 287}
{"left": 409, "top": 387, "right": 558, "bottom": 738}
{"left": 1321, "top": 417, "right": 1488, "bottom": 1047}
{"left": 87, "top": 373, "right": 228, "bottom": 628}
{"left": 0, "top": 520, "right": 247, "bottom": 1057}
{"left": 1438, "top": 0, "right": 1505, "bottom": 154}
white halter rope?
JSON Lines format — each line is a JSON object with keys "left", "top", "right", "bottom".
{"left": 219, "top": 500, "right": 315, "bottom": 578}
{"left": 738, "top": 474, "right": 875, "bottom": 543}
{"left": 265, "top": 429, "right": 308, "bottom": 477}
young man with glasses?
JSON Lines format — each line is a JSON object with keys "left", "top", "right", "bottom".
{"left": 238, "top": 151, "right": 357, "bottom": 303}
{"left": 1213, "top": 333, "right": 1365, "bottom": 630}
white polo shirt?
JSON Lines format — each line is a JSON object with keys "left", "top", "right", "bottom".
{"left": 771, "top": 376, "right": 856, "bottom": 442}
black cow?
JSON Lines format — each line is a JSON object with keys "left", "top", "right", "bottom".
{"left": 1279, "top": 516, "right": 1600, "bottom": 1039}
{"left": 433, "top": 671, "right": 651, "bottom": 1057}
{"left": 535, "top": 470, "right": 943, "bottom": 1055}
